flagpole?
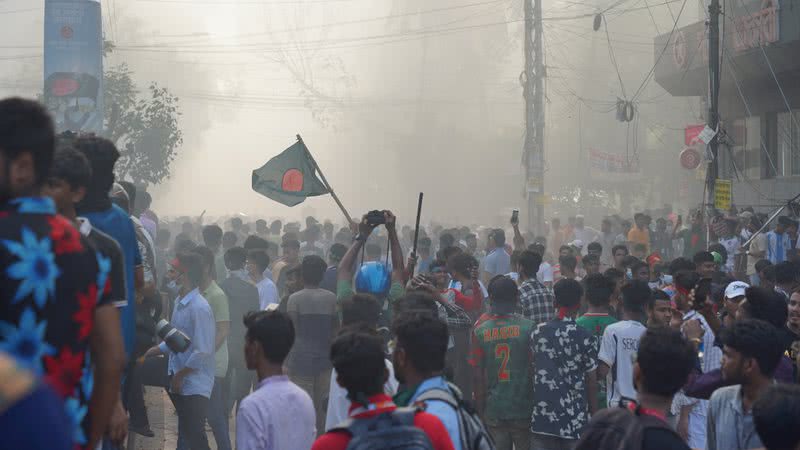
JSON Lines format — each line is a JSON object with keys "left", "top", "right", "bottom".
{"left": 296, "top": 134, "right": 355, "bottom": 226}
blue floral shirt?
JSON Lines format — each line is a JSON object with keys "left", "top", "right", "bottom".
{"left": 530, "top": 317, "right": 597, "bottom": 439}
{"left": 0, "top": 197, "right": 111, "bottom": 449}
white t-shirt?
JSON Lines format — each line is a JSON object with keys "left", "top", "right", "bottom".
{"left": 718, "top": 236, "right": 740, "bottom": 273}
{"left": 682, "top": 310, "right": 721, "bottom": 450}
{"left": 324, "top": 359, "right": 399, "bottom": 431}
{"left": 537, "top": 261, "right": 554, "bottom": 284}
{"left": 598, "top": 320, "right": 647, "bottom": 407}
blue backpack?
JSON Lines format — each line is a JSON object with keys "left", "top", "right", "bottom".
{"left": 331, "top": 406, "right": 435, "bottom": 450}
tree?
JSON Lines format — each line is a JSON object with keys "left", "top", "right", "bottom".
{"left": 103, "top": 62, "right": 183, "bottom": 187}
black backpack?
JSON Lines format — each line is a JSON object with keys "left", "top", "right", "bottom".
{"left": 331, "top": 406, "right": 435, "bottom": 450}
{"left": 414, "top": 382, "right": 496, "bottom": 450}
{"left": 574, "top": 400, "right": 677, "bottom": 450}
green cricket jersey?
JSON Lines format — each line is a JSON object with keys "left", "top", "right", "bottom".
{"left": 576, "top": 312, "right": 618, "bottom": 408}
{"left": 469, "top": 314, "right": 534, "bottom": 421}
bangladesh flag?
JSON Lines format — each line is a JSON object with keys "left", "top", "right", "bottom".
{"left": 251, "top": 139, "right": 329, "bottom": 207}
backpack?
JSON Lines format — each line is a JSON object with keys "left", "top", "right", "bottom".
{"left": 331, "top": 406, "right": 435, "bottom": 450}
{"left": 574, "top": 400, "right": 677, "bottom": 450}
{"left": 414, "top": 382, "right": 496, "bottom": 450}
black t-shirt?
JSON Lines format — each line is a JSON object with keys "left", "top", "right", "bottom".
{"left": 642, "top": 428, "right": 691, "bottom": 450}
{"left": 80, "top": 218, "right": 127, "bottom": 308}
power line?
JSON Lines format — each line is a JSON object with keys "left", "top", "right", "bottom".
{"left": 129, "top": 0, "right": 508, "bottom": 45}
{"left": 629, "top": 0, "right": 689, "bottom": 101}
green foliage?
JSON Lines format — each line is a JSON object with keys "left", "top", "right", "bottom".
{"left": 103, "top": 63, "right": 183, "bottom": 187}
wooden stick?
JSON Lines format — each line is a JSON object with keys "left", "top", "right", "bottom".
{"left": 412, "top": 192, "right": 424, "bottom": 256}
{"left": 296, "top": 134, "right": 355, "bottom": 226}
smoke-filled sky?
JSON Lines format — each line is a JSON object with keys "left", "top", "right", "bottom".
{"left": 0, "top": 0, "right": 704, "bottom": 227}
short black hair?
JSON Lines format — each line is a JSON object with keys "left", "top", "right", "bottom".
{"left": 301, "top": 255, "right": 327, "bottom": 285}
{"left": 488, "top": 276, "right": 518, "bottom": 313}
{"left": 448, "top": 253, "right": 478, "bottom": 278}
{"left": 621, "top": 280, "right": 652, "bottom": 313}
{"left": 244, "top": 310, "right": 295, "bottom": 364}
{"left": 243, "top": 235, "right": 269, "bottom": 250}
{"left": 740, "top": 287, "right": 788, "bottom": 328}
{"left": 341, "top": 294, "right": 381, "bottom": 328}
{"left": 441, "top": 246, "right": 463, "bottom": 262}
{"left": 518, "top": 250, "right": 542, "bottom": 278}
{"left": 753, "top": 384, "right": 800, "bottom": 450}
{"left": 587, "top": 242, "right": 602, "bottom": 253}
{"left": 191, "top": 245, "right": 216, "bottom": 278}
{"left": 119, "top": 181, "right": 137, "bottom": 210}
{"left": 247, "top": 249, "right": 270, "bottom": 272}
{"left": 224, "top": 246, "right": 247, "bottom": 271}
{"left": 637, "top": 327, "right": 695, "bottom": 397}
{"left": 393, "top": 313, "right": 448, "bottom": 375}
{"left": 584, "top": 273, "right": 613, "bottom": 307}
{"left": 669, "top": 257, "right": 696, "bottom": 275}
{"left": 559, "top": 255, "right": 577, "bottom": 272}
{"left": 490, "top": 229, "right": 506, "bottom": 247}
{"left": 176, "top": 252, "right": 204, "bottom": 288}
{"left": 720, "top": 319, "right": 785, "bottom": 377}
{"left": 674, "top": 270, "right": 700, "bottom": 291}
{"left": 393, "top": 291, "right": 440, "bottom": 319}
{"left": 439, "top": 233, "right": 455, "bottom": 248}
{"left": 553, "top": 278, "right": 583, "bottom": 308}
{"left": 0, "top": 98, "right": 55, "bottom": 185}
{"left": 774, "top": 261, "right": 797, "bottom": 285}
{"left": 73, "top": 136, "right": 120, "bottom": 194}
{"left": 50, "top": 147, "right": 92, "bottom": 189}
{"left": 282, "top": 239, "right": 301, "bottom": 250}
{"left": 222, "top": 231, "right": 238, "bottom": 248}
{"left": 202, "top": 225, "right": 223, "bottom": 248}
{"left": 612, "top": 244, "right": 629, "bottom": 256}
{"left": 330, "top": 328, "right": 386, "bottom": 399}
{"left": 583, "top": 253, "right": 600, "bottom": 266}
{"left": 328, "top": 243, "right": 347, "bottom": 263}
{"left": 693, "top": 251, "right": 715, "bottom": 265}
{"left": 762, "top": 265, "right": 777, "bottom": 283}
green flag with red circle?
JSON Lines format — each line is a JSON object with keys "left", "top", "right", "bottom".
{"left": 251, "top": 139, "right": 329, "bottom": 207}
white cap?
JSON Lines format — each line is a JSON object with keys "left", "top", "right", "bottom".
{"left": 570, "top": 240, "right": 584, "bottom": 249}
{"left": 725, "top": 281, "right": 749, "bottom": 299}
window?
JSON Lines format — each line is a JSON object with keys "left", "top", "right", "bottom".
{"left": 724, "top": 117, "right": 761, "bottom": 180}
{"left": 777, "top": 110, "right": 800, "bottom": 177}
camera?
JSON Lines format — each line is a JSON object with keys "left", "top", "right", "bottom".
{"left": 366, "top": 210, "right": 386, "bottom": 226}
{"left": 156, "top": 319, "right": 192, "bottom": 353}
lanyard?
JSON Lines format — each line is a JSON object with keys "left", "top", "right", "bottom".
{"left": 349, "top": 400, "right": 395, "bottom": 417}
{"left": 626, "top": 401, "right": 666, "bottom": 422}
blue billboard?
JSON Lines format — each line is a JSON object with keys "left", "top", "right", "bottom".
{"left": 43, "top": 0, "right": 104, "bottom": 134}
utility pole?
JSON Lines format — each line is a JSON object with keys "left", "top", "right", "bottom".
{"left": 706, "top": 0, "right": 721, "bottom": 212}
{"left": 523, "top": 0, "right": 545, "bottom": 234}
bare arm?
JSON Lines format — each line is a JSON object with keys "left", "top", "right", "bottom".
{"left": 586, "top": 369, "right": 599, "bottom": 415}
{"left": 214, "top": 321, "right": 230, "bottom": 351}
{"left": 338, "top": 214, "right": 377, "bottom": 282}
{"left": 512, "top": 223, "right": 525, "bottom": 250}
{"left": 385, "top": 211, "right": 406, "bottom": 284}
{"left": 88, "top": 305, "right": 126, "bottom": 449}
{"left": 597, "top": 361, "right": 610, "bottom": 380}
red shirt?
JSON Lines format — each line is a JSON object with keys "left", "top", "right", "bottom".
{"left": 311, "top": 394, "right": 456, "bottom": 450}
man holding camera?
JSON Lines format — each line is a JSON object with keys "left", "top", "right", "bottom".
{"left": 337, "top": 211, "right": 406, "bottom": 314}
{"left": 140, "top": 253, "right": 216, "bottom": 450}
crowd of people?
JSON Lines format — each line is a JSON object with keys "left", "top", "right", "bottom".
{"left": 3, "top": 96, "right": 800, "bottom": 450}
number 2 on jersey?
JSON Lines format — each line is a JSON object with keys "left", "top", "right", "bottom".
{"left": 495, "top": 343, "right": 510, "bottom": 381}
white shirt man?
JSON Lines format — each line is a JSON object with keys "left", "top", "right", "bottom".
{"left": 683, "top": 309, "right": 722, "bottom": 450}
{"left": 598, "top": 319, "right": 647, "bottom": 407}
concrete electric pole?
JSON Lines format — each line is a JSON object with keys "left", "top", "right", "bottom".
{"left": 523, "top": 0, "right": 545, "bottom": 234}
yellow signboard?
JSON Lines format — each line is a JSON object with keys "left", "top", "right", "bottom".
{"left": 714, "top": 179, "right": 732, "bottom": 211}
